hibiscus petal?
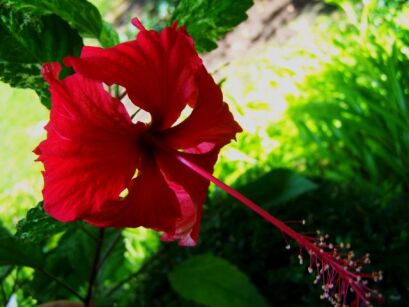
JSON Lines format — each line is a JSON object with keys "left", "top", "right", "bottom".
{"left": 84, "top": 151, "right": 182, "bottom": 234}
{"left": 156, "top": 147, "right": 220, "bottom": 245}
{"left": 36, "top": 63, "right": 144, "bottom": 222}
{"left": 160, "top": 67, "right": 242, "bottom": 150}
{"left": 65, "top": 22, "right": 202, "bottom": 129}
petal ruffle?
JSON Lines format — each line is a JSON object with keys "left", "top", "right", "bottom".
{"left": 160, "top": 67, "right": 242, "bottom": 150}
{"left": 156, "top": 146, "right": 220, "bottom": 245}
{"left": 36, "top": 63, "right": 144, "bottom": 222}
{"left": 83, "top": 146, "right": 217, "bottom": 246}
{"left": 65, "top": 22, "right": 202, "bottom": 129}
{"left": 84, "top": 150, "right": 182, "bottom": 234}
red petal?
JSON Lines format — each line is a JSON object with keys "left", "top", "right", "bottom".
{"left": 87, "top": 146, "right": 218, "bottom": 245}
{"left": 65, "top": 22, "right": 202, "bottom": 129}
{"left": 84, "top": 151, "right": 182, "bottom": 234}
{"left": 36, "top": 63, "right": 144, "bottom": 222}
{"left": 131, "top": 17, "right": 145, "bottom": 31}
{"left": 160, "top": 67, "right": 242, "bottom": 150}
{"left": 156, "top": 147, "right": 220, "bottom": 245}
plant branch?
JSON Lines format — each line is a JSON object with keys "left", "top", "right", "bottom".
{"left": 106, "top": 262, "right": 148, "bottom": 298}
{"left": 106, "top": 247, "right": 164, "bottom": 297}
{"left": 78, "top": 223, "right": 98, "bottom": 241}
{"left": 0, "top": 281, "right": 6, "bottom": 306}
{"left": 4, "top": 267, "right": 20, "bottom": 306}
{"left": 85, "top": 228, "right": 105, "bottom": 307}
{"left": 0, "top": 266, "right": 13, "bottom": 305}
{"left": 97, "top": 231, "right": 121, "bottom": 271}
{"left": 38, "top": 268, "right": 85, "bottom": 301}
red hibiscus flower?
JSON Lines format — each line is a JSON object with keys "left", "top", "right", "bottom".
{"left": 35, "top": 19, "right": 241, "bottom": 246}
{"left": 36, "top": 18, "right": 381, "bottom": 305}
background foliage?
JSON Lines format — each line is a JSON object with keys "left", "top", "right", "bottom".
{"left": 0, "top": 0, "right": 408, "bottom": 306}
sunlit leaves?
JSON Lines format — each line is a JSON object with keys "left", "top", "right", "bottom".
{"left": 287, "top": 1, "right": 409, "bottom": 193}
{"left": 15, "top": 202, "right": 70, "bottom": 244}
{"left": 171, "top": 0, "right": 253, "bottom": 52}
{"left": 99, "top": 21, "right": 120, "bottom": 47}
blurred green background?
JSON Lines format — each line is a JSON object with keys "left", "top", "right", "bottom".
{"left": 0, "top": 0, "right": 408, "bottom": 306}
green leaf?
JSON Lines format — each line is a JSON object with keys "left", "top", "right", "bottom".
{"left": 0, "top": 62, "right": 51, "bottom": 107}
{"left": 4, "top": 0, "right": 100, "bottom": 37}
{"left": 98, "top": 21, "right": 120, "bottom": 47}
{"left": 4, "top": 0, "right": 119, "bottom": 47}
{"left": 15, "top": 202, "right": 71, "bottom": 244}
{"left": 171, "top": 0, "right": 253, "bottom": 52}
{"left": 0, "top": 223, "right": 11, "bottom": 240}
{"left": 267, "top": 169, "right": 318, "bottom": 206}
{"left": 0, "top": 7, "right": 83, "bottom": 63}
{"left": 28, "top": 226, "right": 128, "bottom": 303}
{"left": 169, "top": 254, "right": 268, "bottom": 307}
{"left": 0, "top": 236, "right": 43, "bottom": 268}
{"left": 0, "top": 5, "right": 83, "bottom": 107}
{"left": 239, "top": 168, "right": 318, "bottom": 208}
{"left": 1, "top": 222, "right": 43, "bottom": 269}
{"left": 0, "top": 265, "right": 13, "bottom": 283}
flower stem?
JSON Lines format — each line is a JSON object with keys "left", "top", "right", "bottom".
{"left": 85, "top": 228, "right": 105, "bottom": 306}
{"left": 175, "top": 153, "right": 378, "bottom": 306}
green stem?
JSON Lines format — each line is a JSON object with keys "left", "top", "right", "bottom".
{"left": 85, "top": 228, "right": 105, "bottom": 307}
{"left": 0, "top": 282, "right": 6, "bottom": 305}
{"left": 39, "top": 268, "right": 85, "bottom": 301}
{"left": 78, "top": 223, "right": 98, "bottom": 241}
{"left": 97, "top": 231, "right": 121, "bottom": 271}
{"left": 4, "top": 267, "right": 20, "bottom": 306}
{"left": 106, "top": 247, "right": 164, "bottom": 297}
{"left": 0, "top": 266, "right": 13, "bottom": 305}
{"left": 106, "top": 263, "right": 148, "bottom": 297}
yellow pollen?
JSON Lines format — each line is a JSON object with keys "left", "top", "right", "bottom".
{"left": 120, "top": 188, "right": 129, "bottom": 198}
{"left": 132, "top": 169, "right": 139, "bottom": 179}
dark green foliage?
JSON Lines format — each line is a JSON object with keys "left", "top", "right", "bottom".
{"left": 171, "top": 0, "right": 253, "bottom": 52}
{"left": 237, "top": 168, "right": 318, "bottom": 208}
{"left": 25, "top": 225, "right": 129, "bottom": 304}
{"left": 0, "top": 6, "right": 83, "bottom": 67}
{"left": 0, "top": 227, "right": 43, "bottom": 268}
{"left": 2, "top": 0, "right": 118, "bottom": 47}
{"left": 15, "top": 202, "right": 71, "bottom": 243}
{"left": 3, "top": 0, "right": 101, "bottom": 37}
{"left": 0, "top": 5, "right": 83, "bottom": 107}
{"left": 0, "top": 265, "right": 13, "bottom": 283}
{"left": 0, "top": 223, "right": 11, "bottom": 239}
{"left": 169, "top": 254, "right": 268, "bottom": 307}
{"left": 122, "top": 169, "right": 409, "bottom": 306}
{"left": 1, "top": 204, "right": 130, "bottom": 304}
